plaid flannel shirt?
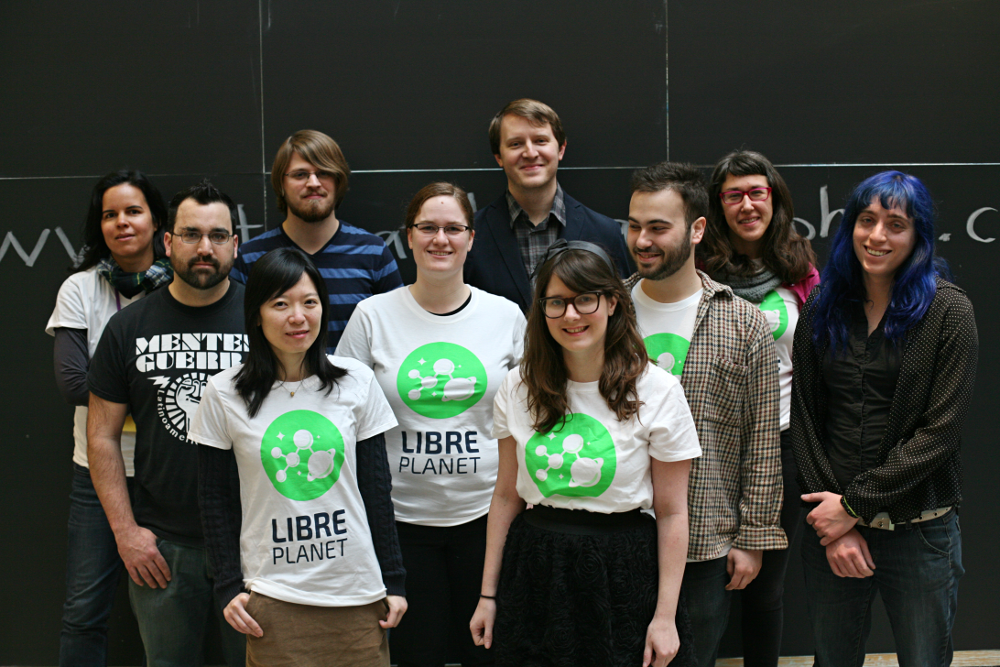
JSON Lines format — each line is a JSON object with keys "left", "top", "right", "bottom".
{"left": 626, "top": 270, "right": 787, "bottom": 560}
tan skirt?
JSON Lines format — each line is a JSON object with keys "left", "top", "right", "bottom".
{"left": 245, "top": 592, "right": 390, "bottom": 667}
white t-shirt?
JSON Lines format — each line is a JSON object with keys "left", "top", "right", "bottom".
{"left": 492, "top": 363, "right": 701, "bottom": 513}
{"left": 46, "top": 268, "right": 142, "bottom": 475}
{"left": 188, "top": 356, "right": 398, "bottom": 607}
{"left": 757, "top": 287, "right": 798, "bottom": 431}
{"left": 336, "top": 286, "right": 525, "bottom": 526}
{"left": 631, "top": 282, "right": 702, "bottom": 378}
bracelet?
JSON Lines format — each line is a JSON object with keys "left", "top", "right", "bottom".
{"left": 480, "top": 594, "right": 496, "bottom": 600}
{"left": 840, "top": 496, "right": 860, "bottom": 519}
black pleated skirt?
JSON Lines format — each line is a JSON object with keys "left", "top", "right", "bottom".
{"left": 493, "top": 506, "right": 695, "bottom": 667}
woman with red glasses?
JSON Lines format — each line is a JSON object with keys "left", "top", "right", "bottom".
{"left": 699, "top": 150, "right": 818, "bottom": 667}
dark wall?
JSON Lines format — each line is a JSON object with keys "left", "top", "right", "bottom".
{"left": 1, "top": 1, "right": 995, "bottom": 663}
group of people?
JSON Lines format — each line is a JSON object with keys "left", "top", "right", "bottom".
{"left": 48, "top": 98, "right": 977, "bottom": 667}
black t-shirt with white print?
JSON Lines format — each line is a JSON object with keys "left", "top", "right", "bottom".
{"left": 89, "top": 281, "right": 247, "bottom": 546}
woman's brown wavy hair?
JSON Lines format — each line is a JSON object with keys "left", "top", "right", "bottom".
{"left": 521, "top": 248, "right": 648, "bottom": 433}
{"left": 700, "top": 149, "right": 816, "bottom": 283}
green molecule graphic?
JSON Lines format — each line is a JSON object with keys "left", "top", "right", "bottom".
{"left": 526, "top": 413, "right": 617, "bottom": 498}
{"left": 759, "top": 290, "right": 789, "bottom": 341}
{"left": 396, "top": 342, "right": 487, "bottom": 419}
{"left": 261, "top": 410, "right": 345, "bottom": 501}
{"left": 643, "top": 333, "right": 690, "bottom": 376}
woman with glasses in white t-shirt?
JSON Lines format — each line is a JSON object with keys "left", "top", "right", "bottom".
{"left": 699, "top": 150, "right": 819, "bottom": 667}
{"left": 337, "top": 182, "right": 525, "bottom": 667}
{"left": 469, "top": 241, "right": 701, "bottom": 667}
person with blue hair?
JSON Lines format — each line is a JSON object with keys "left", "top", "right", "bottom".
{"left": 790, "top": 171, "right": 978, "bottom": 666}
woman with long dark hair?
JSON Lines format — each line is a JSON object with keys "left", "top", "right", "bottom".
{"left": 792, "top": 171, "right": 977, "bottom": 664}
{"left": 700, "top": 150, "right": 818, "bottom": 666}
{"left": 189, "top": 247, "right": 407, "bottom": 666}
{"left": 469, "top": 242, "right": 701, "bottom": 667}
{"left": 45, "top": 169, "right": 169, "bottom": 666}
{"left": 337, "top": 182, "right": 525, "bottom": 667}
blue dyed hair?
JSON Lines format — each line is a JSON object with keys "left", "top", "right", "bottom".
{"left": 812, "top": 171, "right": 948, "bottom": 352}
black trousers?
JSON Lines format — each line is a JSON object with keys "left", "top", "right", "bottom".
{"left": 390, "top": 515, "right": 494, "bottom": 667}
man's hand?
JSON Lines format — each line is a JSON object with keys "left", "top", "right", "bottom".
{"left": 803, "top": 491, "right": 859, "bottom": 545}
{"left": 117, "top": 524, "right": 171, "bottom": 588}
{"left": 725, "top": 548, "right": 763, "bottom": 590}
{"left": 379, "top": 595, "right": 407, "bottom": 629}
{"left": 224, "top": 593, "right": 262, "bottom": 636}
{"left": 825, "top": 528, "right": 875, "bottom": 578}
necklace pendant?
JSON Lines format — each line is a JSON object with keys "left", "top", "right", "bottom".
{"left": 290, "top": 391, "right": 295, "bottom": 397}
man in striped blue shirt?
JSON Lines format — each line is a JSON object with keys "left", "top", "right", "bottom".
{"left": 231, "top": 130, "right": 403, "bottom": 350}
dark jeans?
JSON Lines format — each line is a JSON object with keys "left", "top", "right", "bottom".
{"left": 682, "top": 555, "right": 732, "bottom": 667}
{"left": 390, "top": 516, "right": 494, "bottom": 667}
{"left": 801, "top": 511, "right": 963, "bottom": 667}
{"left": 60, "top": 463, "right": 135, "bottom": 667}
{"left": 739, "top": 434, "right": 803, "bottom": 667}
{"left": 128, "top": 538, "right": 246, "bottom": 667}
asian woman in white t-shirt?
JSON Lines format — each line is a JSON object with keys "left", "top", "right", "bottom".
{"left": 470, "top": 241, "right": 701, "bottom": 667}
{"left": 190, "top": 247, "right": 406, "bottom": 667}
{"left": 337, "top": 182, "right": 525, "bottom": 667}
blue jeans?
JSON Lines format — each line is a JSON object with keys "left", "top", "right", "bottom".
{"left": 801, "top": 511, "right": 963, "bottom": 667}
{"left": 128, "top": 538, "right": 246, "bottom": 667}
{"left": 60, "top": 463, "right": 134, "bottom": 667}
{"left": 681, "top": 555, "right": 732, "bottom": 667}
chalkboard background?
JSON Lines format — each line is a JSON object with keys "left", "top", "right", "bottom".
{"left": 1, "top": 1, "right": 996, "bottom": 663}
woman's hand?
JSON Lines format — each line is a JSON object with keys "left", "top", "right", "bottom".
{"left": 803, "top": 491, "right": 858, "bottom": 545}
{"left": 223, "top": 593, "right": 262, "bottom": 637}
{"left": 643, "top": 614, "right": 680, "bottom": 667}
{"left": 470, "top": 597, "right": 497, "bottom": 649}
{"left": 380, "top": 595, "right": 407, "bottom": 629}
{"left": 825, "top": 528, "right": 875, "bottom": 578}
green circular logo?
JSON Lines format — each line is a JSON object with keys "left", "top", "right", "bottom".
{"left": 525, "top": 414, "right": 617, "bottom": 498}
{"left": 759, "top": 290, "right": 789, "bottom": 341}
{"left": 261, "top": 410, "right": 345, "bottom": 501}
{"left": 396, "top": 343, "right": 487, "bottom": 419}
{"left": 643, "top": 333, "right": 690, "bottom": 376}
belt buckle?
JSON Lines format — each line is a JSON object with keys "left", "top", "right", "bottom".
{"left": 868, "top": 512, "right": 894, "bottom": 531}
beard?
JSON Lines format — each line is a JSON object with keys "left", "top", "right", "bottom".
{"left": 287, "top": 194, "right": 336, "bottom": 223}
{"left": 173, "top": 254, "right": 234, "bottom": 290}
{"left": 633, "top": 232, "right": 691, "bottom": 281}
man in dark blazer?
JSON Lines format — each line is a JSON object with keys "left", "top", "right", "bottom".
{"left": 464, "top": 98, "right": 631, "bottom": 312}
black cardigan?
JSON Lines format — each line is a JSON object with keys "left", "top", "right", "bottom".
{"left": 790, "top": 278, "right": 978, "bottom": 523}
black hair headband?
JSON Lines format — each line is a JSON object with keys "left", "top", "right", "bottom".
{"left": 531, "top": 238, "right": 615, "bottom": 280}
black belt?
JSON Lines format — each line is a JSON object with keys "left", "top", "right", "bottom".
{"left": 522, "top": 505, "right": 651, "bottom": 536}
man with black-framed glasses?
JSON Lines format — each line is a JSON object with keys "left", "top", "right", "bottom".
{"left": 232, "top": 129, "right": 402, "bottom": 350}
{"left": 87, "top": 180, "right": 247, "bottom": 667}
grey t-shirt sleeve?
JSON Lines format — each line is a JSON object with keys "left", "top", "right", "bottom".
{"left": 53, "top": 327, "right": 90, "bottom": 406}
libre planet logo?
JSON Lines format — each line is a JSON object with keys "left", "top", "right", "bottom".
{"left": 643, "top": 333, "right": 690, "bottom": 376}
{"left": 396, "top": 342, "right": 487, "bottom": 419}
{"left": 759, "top": 290, "right": 789, "bottom": 341}
{"left": 261, "top": 410, "right": 345, "bottom": 501}
{"left": 526, "top": 414, "right": 617, "bottom": 498}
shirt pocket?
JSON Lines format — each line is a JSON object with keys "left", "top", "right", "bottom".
{"left": 694, "top": 356, "right": 748, "bottom": 430}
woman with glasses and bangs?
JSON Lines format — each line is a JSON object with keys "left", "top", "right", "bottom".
{"left": 470, "top": 241, "right": 701, "bottom": 667}
{"left": 792, "top": 171, "right": 976, "bottom": 665}
{"left": 699, "top": 149, "right": 818, "bottom": 667}
{"left": 337, "top": 182, "right": 526, "bottom": 667}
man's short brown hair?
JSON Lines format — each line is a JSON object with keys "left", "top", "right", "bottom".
{"left": 488, "top": 99, "right": 566, "bottom": 156}
{"left": 271, "top": 130, "right": 351, "bottom": 212}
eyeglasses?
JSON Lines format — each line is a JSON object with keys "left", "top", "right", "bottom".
{"left": 410, "top": 223, "right": 471, "bottom": 237}
{"left": 719, "top": 187, "right": 772, "bottom": 205}
{"left": 284, "top": 170, "right": 336, "bottom": 183}
{"left": 538, "top": 293, "right": 602, "bottom": 318}
{"left": 176, "top": 231, "right": 232, "bottom": 245}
